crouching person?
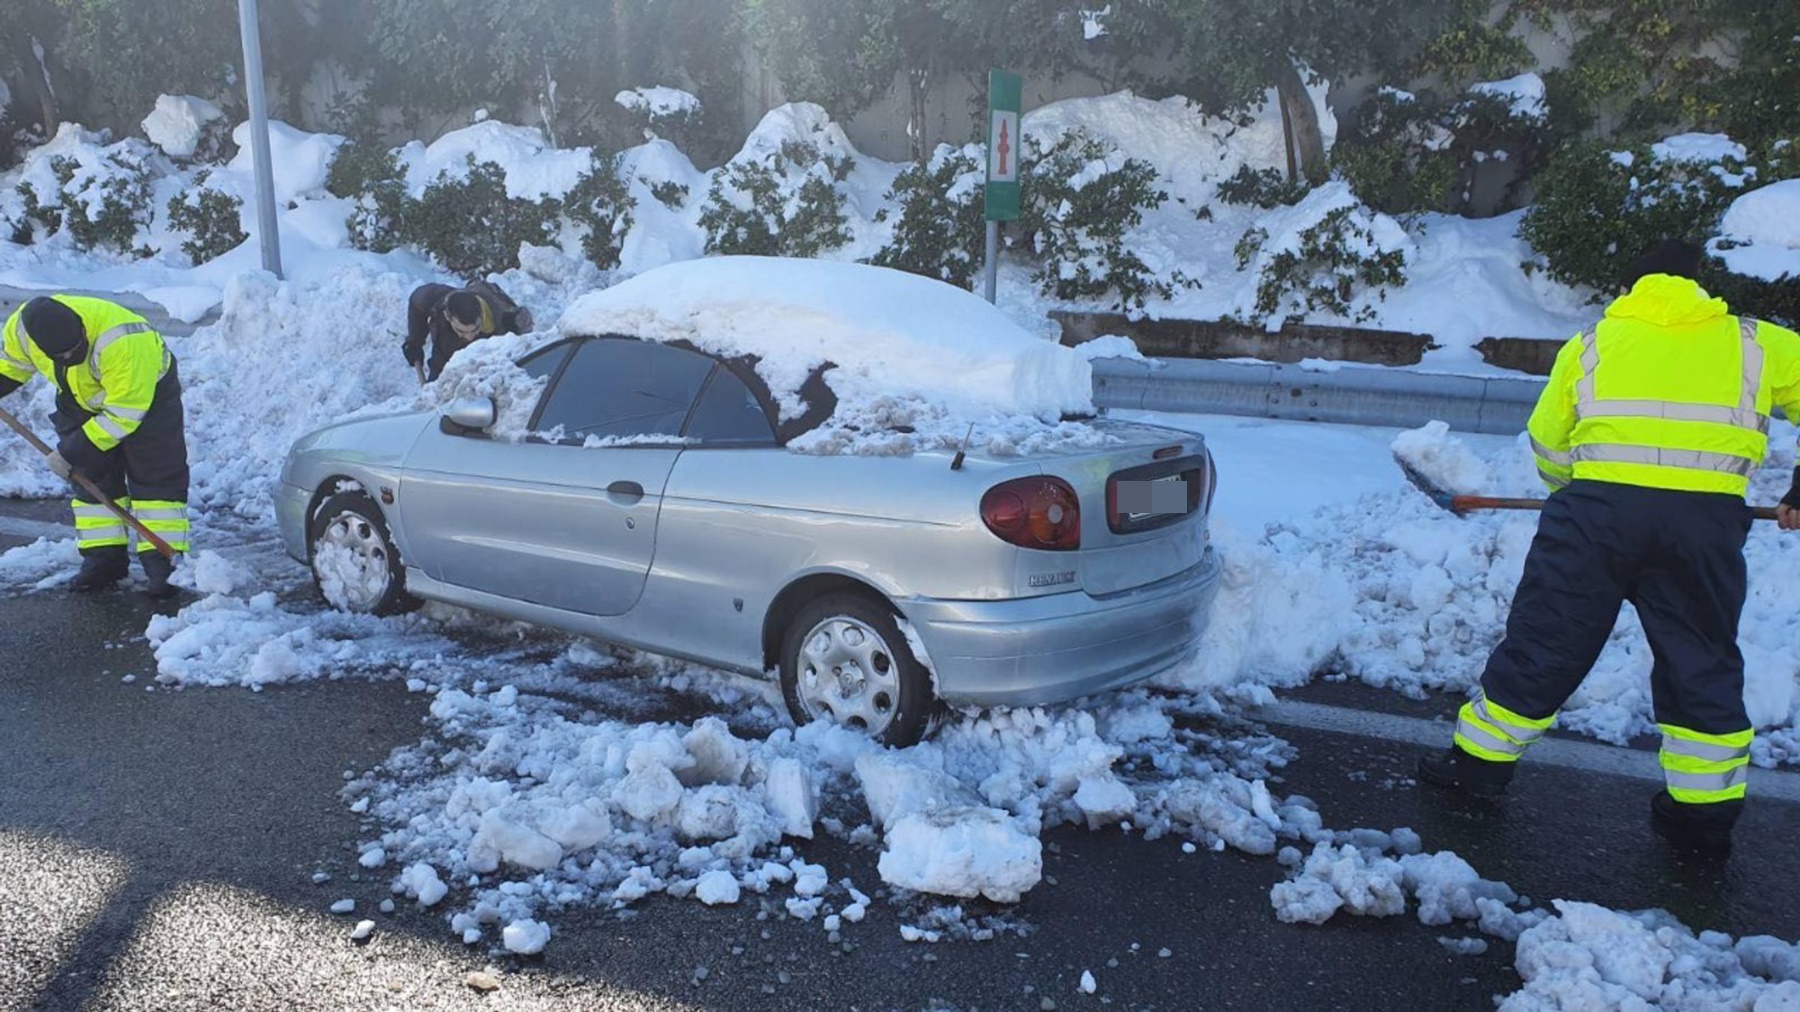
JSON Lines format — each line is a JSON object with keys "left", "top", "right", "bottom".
{"left": 0, "top": 296, "right": 190, "bottom": 596}
{"left": 403, "top": 280, "right": 533, "bottom": 383}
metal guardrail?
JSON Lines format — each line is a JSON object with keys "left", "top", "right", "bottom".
{"left": 1091, "top": 356, "right": 1547, "bottom": 435}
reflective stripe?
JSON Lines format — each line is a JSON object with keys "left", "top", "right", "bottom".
{"left": 1530, "top": 436, "right": 1572, "bottom": 466}
{"left": 1537, "top": 467, "right": 1570, "bottom": 489}
{"left": 1472, "top": 693, "right": 1554, "bottom": 736}
{"left": 91, "top": 415, "right": 130, "bottom": 443}
{"left": 1570, "top": 443, "right": 1758, "bottom": 476}
{"left": 1665, "top": 765, "right": 1748, "bottom": 795}
{"left": 1739, "top": 318, "right": 1763, "bottom": 413}
{"left": 1575, "top": 329, "right": 1599, "bottom": 404}
{"left": 1577, "top": 399, "right": 1769, "bottom": 433}
{"left": 1661, "top": 728, "right": 1752, "bottom": 764}
{"left": 106, "top": 404, "right": 148, "bottom": 422}
{"left": 132, "top": 507, "right": 187, "bottom": 522}
{"left": 72, "top": 502, "right": 127, "bottom": 521}
{"left": 1454, "top": 727, "right": 1522, "bottom": 763}
{"left": 87, "top": 321, "right": 155, "bottom": 374}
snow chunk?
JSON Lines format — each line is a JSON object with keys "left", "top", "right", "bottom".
{"left": 400, "top": 863, "right": 450, "bottom": 907}
{"left": 615, "top": 86, "right": 701, "bottom": 119}
{"left": 1714, "top": 179, "right": 1800, "bottom": 283}
{"left": 1392, "top": 420, "right": 1489, "bottom": 497}
{"left": 1469, "top": 74, "right": 1547, "bottom": 120}
{"left": 502, "top": 919, "right": 552, "bottom": 955}
{"left": 694, "top": 870, "right": 741, "bottom": 906}
{"left": 877, "top": 807, "right": 1043, "bottom": 903}
{"left": 142, "top": 95, "right": 223, "bottom": 159}
{"left": 1651, "top": 132, "right": 1748, "bottom": 166}
{"left": 763, "top": 757, "right": 819, "bottom": 839}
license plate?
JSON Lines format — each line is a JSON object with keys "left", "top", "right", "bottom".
{"left": 1116, "top": 476, "right": 1190, "bottom": 519}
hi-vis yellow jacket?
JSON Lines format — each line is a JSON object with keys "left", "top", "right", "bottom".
{"left": 0, "top": 295, "right": 171, "bottom": 454}
{"left": 1530, "top": 275, "right": 1800, "bottom": 497}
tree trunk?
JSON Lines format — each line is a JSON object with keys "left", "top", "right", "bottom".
{"left": 1272, "top": 59, "right": 1326, "bottom": 186}
{"left": 10, "top": 33, "right": 60, "bottom": 135}
{"left": 907, "top": 66, "right": 930, "bottom": 163}
{"left": 612, "top": 0, "right": 635, "bottom": 89}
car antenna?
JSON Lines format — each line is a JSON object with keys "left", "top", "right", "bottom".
{"left": 950, "top": 423, "right": 974, "bottom": 471}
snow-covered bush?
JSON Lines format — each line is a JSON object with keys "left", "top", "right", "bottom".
{"left": 403, "top": 157, "right": 561, "bottom": 278}
{"left": 649, "top": 181, "right": 688, "bottom": 210}
{"left": 327, "top": 141, "right": 408, "bottom": 254}
{"left": 51, "top": 149, "right": 158, "bottom": 255}
{"left": 1233, "top": 182, "right": 1410, "bottom": 325}
{"left": 868, "top": 143, "right": 983, "bottom": 289}
{"left": 164, "top": 169, "right": 246, "bottom": 264}
{"left": 1215, "top": 165, "right": 1309, "bottom": 210}
{"left": 563, "top": 152, "right": 636, "bottom": 271}
{"left": 698, "top": 139, "right": 852, "bottom": 259}
{"left": 1016, "top": 129, "right": 1177, "bottom": 312}
{"left": 1708, "top": 169, "right": 1800, "bottom": 326}
{"left": 616, "top": 86, "right": 704, "bottom": 152}
{"left": 142, "top": 95, "right": 231, "bottom": 164}
{"left": 1519, "top": 133, "right": 1795, "bottom": 302}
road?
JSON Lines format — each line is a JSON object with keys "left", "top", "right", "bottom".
{"left": 2, "top": 500, "right": 1797, "bottom": 1012}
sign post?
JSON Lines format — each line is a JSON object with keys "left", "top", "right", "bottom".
{"left": 982, "top": 69, "right": 1022, "bottom": 303}
{"left": 238, "top": 0, "right": 283, "bottom": 278}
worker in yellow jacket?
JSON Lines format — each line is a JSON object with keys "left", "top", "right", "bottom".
{"left": 0, "top": 295, "right": 189, "bottom": 596}
{"left": 1419, "top": 240, "right": 1800, "bottom": 855}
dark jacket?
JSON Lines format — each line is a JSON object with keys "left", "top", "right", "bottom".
{"left": 403, "top": 281, "right": 532, "bottom": 381}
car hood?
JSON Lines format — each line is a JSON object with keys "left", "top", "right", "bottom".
{"left": 287, "top": 410, "right": 435, "bottom": 461}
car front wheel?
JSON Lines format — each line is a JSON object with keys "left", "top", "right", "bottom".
{"left": 308, "top": 491, "right": 420, "bottom": 616}
{"left": 779, "top": 592, "right": 938, "bottom": 747}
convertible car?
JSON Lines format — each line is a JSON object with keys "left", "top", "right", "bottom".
{"left": 277, "top": 257, "right": 1222, "bottom": 744}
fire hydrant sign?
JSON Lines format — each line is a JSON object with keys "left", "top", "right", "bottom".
{"left": 985, "top": 69, "right": 1022, "bottom": 221}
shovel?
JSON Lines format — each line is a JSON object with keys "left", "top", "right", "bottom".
{"left": 1395, "top": 455, "right": 1782, "bottom": 522}
{"left": 0, "top": 404, "right": 178, "bottom": 559}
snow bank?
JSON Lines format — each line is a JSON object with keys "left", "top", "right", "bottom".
{"left": 616, "top": 87, "right": 701, "bottom": 120}
{"left": 558, "top": 256, "right": 1094, "bottom": 425}
{"left": 397, "top": 121, "right": 592, "bottom": 202}
{"left": 225, "top": 120, "right": 343, "bottom": 208}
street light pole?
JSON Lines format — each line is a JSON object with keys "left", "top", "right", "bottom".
{"left": 238, "top": 0, "right": 283, "bottom": 278}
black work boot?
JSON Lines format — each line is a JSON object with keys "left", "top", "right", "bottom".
{"left": 1417, "top": 746, "right": 1515, "bottom": 798}
{"left": 139, "top": 551, "right": 177, "bottom": 599}
{"left": 1650, "top": 790, "right": 1739, "bottom": 856}
{"left": 70, "top": 545, "right": 130, "bottom": 593}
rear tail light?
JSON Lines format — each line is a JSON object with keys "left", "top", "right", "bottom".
{"left": 981, "top": 477, "right": 1081, "bottom": 551}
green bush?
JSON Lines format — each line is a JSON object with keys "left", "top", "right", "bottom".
{"left": 331, "top": 142, "right": 410, "bottom": 255}
{"left": 564, "top": 152, "right": 636, "bottom": 270}
{"left": 649, "top": 180, "right": 689, "bottom": 209}
{"left": 53, "top": 152, "right": 155, "bottom": 255}
{"left": 1215, "top": 165, "right": 1308, "bottom": 210}
{"left": 164, "top": 169, "right": 247, "bottom": 264}
{"left": 13, "top": 180, "right": 62, "bottom": 241}
{"left": 867, "top": 144, "right": 984, "bottom": 289}
{"left": 698, "top": 140, "right": 852, "bottom": 258}
{"left": 1234, "top": 198, "right": 1409, "bottom": 324}
{"left": 401, "top": 158, "right": 562, "bottom": 278}
{"left": 1016, "top": 130, "right": 1181, "bottom": 312}
{"left": 1332, "top": 90, "right": 1458, "bottom": 215}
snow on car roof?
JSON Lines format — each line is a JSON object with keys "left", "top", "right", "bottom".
{"left": 556, "top": 256, "right": 1094, "bottom": 424}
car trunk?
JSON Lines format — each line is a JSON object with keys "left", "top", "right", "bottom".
{"left": 1036, "top": 420, "right": 1213, "bottom": 596}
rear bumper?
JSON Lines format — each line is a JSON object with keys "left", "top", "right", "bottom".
{"left": 900, "top": 545, "right": 1223, "bottom": 708}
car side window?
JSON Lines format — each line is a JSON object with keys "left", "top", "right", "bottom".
{"left": 517, "top": 340, "right": 574, "bottom": 381}
{"left": 533, "top": 338, "right": 713, "bottom": 443}
{"left": 685, "top": 367, "right": 776, "bottom": 446}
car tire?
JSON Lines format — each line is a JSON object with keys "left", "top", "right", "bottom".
{"left": 308, "top": 491, "right": 420, "bottom": 617}
{"left": 779, "top": 592, "right": 939, "bottom": 747}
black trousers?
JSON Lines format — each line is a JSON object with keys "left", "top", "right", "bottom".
{"left": 1480, "top": 479, "right": 1752, "bottom": 736}
{"left": 51, "top": 362, "right": 190, "bottom": 555}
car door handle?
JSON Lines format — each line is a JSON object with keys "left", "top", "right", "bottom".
{"left": 607, "top": 480, "right": 644, "bottom": 505}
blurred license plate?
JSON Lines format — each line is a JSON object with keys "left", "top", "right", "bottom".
{"left": 1116, "top": 476, "right": 1190, "bottom": 518}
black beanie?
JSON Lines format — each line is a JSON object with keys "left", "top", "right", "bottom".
{"left": 445, "top": 291, "right": 483, "bottom": 326}
{"left": 20, "top": 297, "right": 85, "bottom": 358}
{"left": 1622, "top": 239, "right": 1704, "bottom": 289}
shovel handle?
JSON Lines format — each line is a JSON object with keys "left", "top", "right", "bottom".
{"left": 1450, "top": 495, "right": 1781, "bottom": 522}
{"left": 0, "top": 404, "right": 178, "bottom": 559}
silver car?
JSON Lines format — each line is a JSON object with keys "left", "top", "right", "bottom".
{"left": 277, "top": 331, "right": 1222, "bottom": 745}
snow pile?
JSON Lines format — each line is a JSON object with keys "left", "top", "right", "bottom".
{"left": 142, "top": 95, "right": 224, "bottom": 160}
{"left": 559, "top": 256, "right": 1095, "bottom": 429}
{"left": 223, "top": 120, "right": 343, "bottom": 209}
{"left": 1232, "top": 180, "right": 1414, "bottom": 329}
{"left": 1391, "top": 420, "right": 1489, "bottom": 496}
{"left": 1713, "top": 178, "right": 1800, "bottom": 283}
{"left": 616, "top": 87, "right": 701, "bottom": 120}
{"left": 1500, "top": 901, "right": 1800, "bottom": 1010}
{"left": 396, "top": 121, "right": 592, "bottom": 202}
{"left": 1270, "top": 839, "right": 1544, "bottom": 941}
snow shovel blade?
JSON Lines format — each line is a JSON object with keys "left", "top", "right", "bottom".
{"left": 1393, "top": 453, "right": 1546, "bottom": 517}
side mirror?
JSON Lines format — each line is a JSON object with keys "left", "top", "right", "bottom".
{"left": 440, "top": 396, "right": 496, "bottom": 436}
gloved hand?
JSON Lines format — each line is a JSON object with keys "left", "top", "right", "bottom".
{"left": 1779, "top": 467, "right": 1800, "bottom": 532}
{"left": 46, "top": 449, "right": 73, "bottom": 480}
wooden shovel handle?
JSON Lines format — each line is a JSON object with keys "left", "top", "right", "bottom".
{"left": 1450, "top": 495, "right": 1780, "bottom": 522}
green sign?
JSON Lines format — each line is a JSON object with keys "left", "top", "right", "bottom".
{"left": 985, "top": 69, "right": 1022, "bottom": 222}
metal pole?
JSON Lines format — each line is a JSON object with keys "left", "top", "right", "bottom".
{"left": 982, "top": 220, "right": 999, "bottom": 303}
{"left": 238, "top": 0, "right": 283, "bottom": 278}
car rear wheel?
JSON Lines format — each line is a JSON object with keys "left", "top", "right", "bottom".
{"left": 308, "top": 491, "right": 420, "bottom": 616}
{"left": 779, "top": 592, "right": 938, "bottom": 747}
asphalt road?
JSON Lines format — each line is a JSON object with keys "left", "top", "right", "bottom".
{"left": 3, "top": 501, "right": 1797, "bottom": 1012}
